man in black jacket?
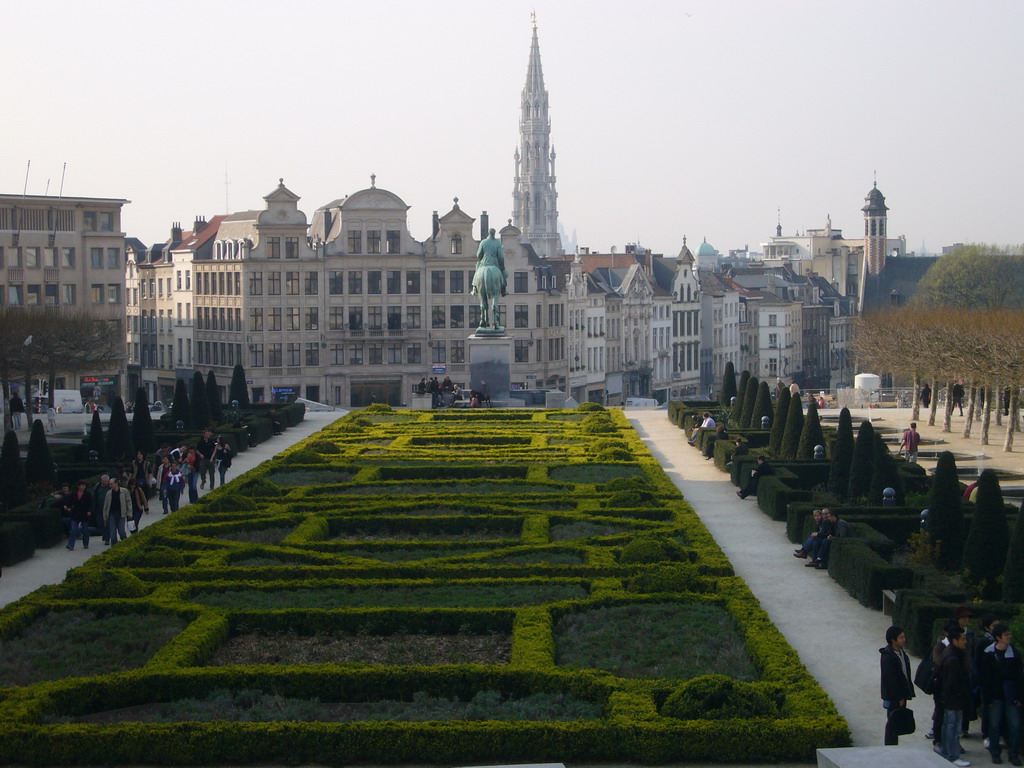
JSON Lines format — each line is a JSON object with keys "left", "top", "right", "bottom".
{"left": 939, "top": 625, "right": 972, "bottom": 766}
{"left": 979, "top": 623, "right": 1023, "bottom": 765}
{"left": 736, "top": 455, "right": 773, "bottom": 499}
{"left": 195, "top": 430, "right": 217, "bottom": 490}
{"left": 880, "top": 625, "right": 916, "bottom": 745}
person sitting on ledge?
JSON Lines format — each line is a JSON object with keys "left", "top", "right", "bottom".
{"left": 805, "top": 508, "right": 849, "bottom": 569}
{"left": 737, "top": 455, "right": 772, "bottom": 499}
{"left": 793, "top": 509, "right": 824, "bottom": 559}
{"left": 688, "top": 411, "right": 716, "bottom": 445}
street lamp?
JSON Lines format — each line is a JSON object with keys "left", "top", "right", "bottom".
{"left": 23, "top": 335, "right": 34, "bottom": 431}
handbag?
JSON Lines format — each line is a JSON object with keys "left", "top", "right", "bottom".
{"left": 127, "top": 519, "right": 138, "bottom": 533}
{"left": 914, "top": 655, "right": 937, "bottom": 695}
{"left": 887, "top": 705, "right": 915, "bottom": 736}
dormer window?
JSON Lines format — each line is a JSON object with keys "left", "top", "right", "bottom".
{"left": 450, "top": 234, "right": 462, "bottom": 255}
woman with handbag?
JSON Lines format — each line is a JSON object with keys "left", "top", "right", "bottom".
{"left": 881, "top": 625, "right": 916, "bottom": 745}
{"left": 215, "top": 436, "right": 233, "bottom": 486}
{"left": 126, "top": 477, "right": 148, "bottom": 534}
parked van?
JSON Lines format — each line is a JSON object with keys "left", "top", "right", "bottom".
{"left": 36, "top": 390, "right": 84, "bottom": 413}
{"left": 624, "top": 397, "right": 660, "bottom": 407}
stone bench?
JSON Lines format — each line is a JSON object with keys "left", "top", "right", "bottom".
{"left": 819, "top": 745, "right": 948, "bottom": 768}
{"left": 882, "top": 588, "right": 897, "bottom": 616}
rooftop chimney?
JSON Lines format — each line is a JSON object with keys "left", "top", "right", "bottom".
{"left": 194, "top": 216, "right": 207, "bottom": 233}
{"left": 171, "top": 222, "right": 182, "bottom": 241}
{"left": 480, "top": 211, "right": 489, "bottom": 240}
{"left": 432, "top": 211, "right": 439, "bottom": 241}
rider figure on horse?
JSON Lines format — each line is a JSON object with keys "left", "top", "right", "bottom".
{"left": 471, "top": 228, "right": 508, "bottom": 330}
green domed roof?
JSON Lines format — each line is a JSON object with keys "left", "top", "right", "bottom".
{"left": 697, "top": 238, "right": 717, "bottom": 257}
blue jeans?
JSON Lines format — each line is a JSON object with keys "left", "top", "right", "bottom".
{"left": 108, "top": 512, "right": 127, "bottom": 544}
{"left": 167, "top": 489, "right": 181, "bottom": 512}
{"left": 187, "top": 472, "right": 199, "bottom": 503}
{"left": 218, "top": 464, "right": 227, "bottom": 485}
{"left": 990, "top": 699, "right": 1021, "bottom": 760}
{"left": 942, "top": 708, "right": 963, "bottom": 762}
{"left": 67, "top": 520, "right": 89, "bottom": 549}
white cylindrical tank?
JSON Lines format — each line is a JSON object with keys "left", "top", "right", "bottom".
{"left": 855, "top": 373, "right": 882, "bottom": 404}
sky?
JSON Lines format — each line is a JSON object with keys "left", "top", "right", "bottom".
{"left": 3, "top": 0, "right": 1022, "bottom": 256}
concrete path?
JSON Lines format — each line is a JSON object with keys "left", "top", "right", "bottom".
{"left": 0, "top": 409, "right": 345, "bottom": 609}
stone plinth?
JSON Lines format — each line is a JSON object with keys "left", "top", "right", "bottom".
{"left": 818, "top": 746, "right": 949, "bottom": 768}
{"left": 410, "top": 394, "right": 433, "bottom": 410}
{"left": 468, "top": 333, "right": 513, "bottom": 405}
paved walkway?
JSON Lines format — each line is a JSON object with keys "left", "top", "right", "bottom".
{"left": 0, "top": 410, "right": 345, "bottom": 609}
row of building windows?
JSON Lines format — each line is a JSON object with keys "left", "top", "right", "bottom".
{"left": 132, "top": 339, "right": 194, "bottom": 369}
{"left": 0, "top": 246, "right": 85, "bottom": 269}
{"left": 0, "top": 283, "right": 119, "bottom": 306}
{"left": 346, "top": 230, "right": 401, "bottom": 255}
{"left": 195, "top": 271, "right": 243, "bottom": 296}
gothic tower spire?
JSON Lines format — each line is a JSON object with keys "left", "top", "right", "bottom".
{"left": 862, "top": 180, "right": 889, "bottom": 275}
{"left": 512, "top": 17, "right": 562, "bottom": 259}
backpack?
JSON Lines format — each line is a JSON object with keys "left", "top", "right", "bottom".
{"left": 914, "top": 654, "right": 939, "bottom": 695}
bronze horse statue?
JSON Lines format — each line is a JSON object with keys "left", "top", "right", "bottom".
{"left": 471, "top": 228, "right": 508, "bottom": 330}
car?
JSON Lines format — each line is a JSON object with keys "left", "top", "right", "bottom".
{"left": 149, "top": 401, "right": 166, "bottom": 412}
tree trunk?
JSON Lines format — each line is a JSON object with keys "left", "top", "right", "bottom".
{"left": 928, "top": 377, "right": 939, "bottom": 426}
{"left": 963, "top": 381, "right": 977, "bottom": 438}
{"left": 1005, "top": 387, "right": 1020, "bottom": 452}
{"left": 0, "top": 375, "right": 10, "bottom": 433}
{"left": 982, "top": 387, "right": 993, "bottom": 445}
{"left": 912, "top": 373, "right": 922, "bottom": 422}
{"left": 942, "top": 380, "right": 954, "bottom": 433}
{"left": 997, "top": 386, "right": 1004, "bottom": 427}
{"left": 24, "top": 363, "right": 34, "bottom": 432}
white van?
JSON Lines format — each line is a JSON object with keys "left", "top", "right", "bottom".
{"left": 624, "top": 397, "right": 660, "bottom": 407}
{"left": 51, "top": 390, "right": 84, "bottom": 413}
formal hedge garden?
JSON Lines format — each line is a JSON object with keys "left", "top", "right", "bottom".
{"left": 0, "top": 405, "right": 849, "bottom": 764}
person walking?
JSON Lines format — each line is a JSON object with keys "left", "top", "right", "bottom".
{"left": 163, "top": 462, "right": 185, "bottom": 512}
{"left": 155, "top": 455, "right": 172, "bottom": 514}
{"left": 939, "top": 625, "right": 973, "bottom": 766}
{"left": 952, "top": 381, "right": 965, "bottom": 417}
{"left": 9, "top": 391, "right": 24, "bottom": 430}
{"left": 880, "top": 625, "right": 916, "bottom": 745}
{"left": 63, "top": 480, "right": 92, "bottom": 551}
{"left": 215, "top": 436, "right": 233, "bottom": 486}
{"left": 196, "top": 430, "right": 217, "bottom": 490}
{"left": 900, "top": 422, "right": 923, "bottom": 463}
{"left": 183, "top": 446, "right": 200, "bottom": 503}
{"left": 921, "top": 383, "right": 932, "bottom": 409}
{"left": 102, "top": 477, "right": 131, "bottom": 545}
{"left": 127, "top": 477, "right": 148, "bottom": 534}
{"left": 979, "top": 623, "right": 1023, "bottom": 766}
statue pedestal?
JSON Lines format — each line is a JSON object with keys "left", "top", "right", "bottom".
{"left": 468, "top": 333, "right": 513, "bottom": 406}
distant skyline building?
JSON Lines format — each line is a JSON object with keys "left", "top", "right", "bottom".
{"left": 511, "top": 20, "right": 562, "bottom": 260}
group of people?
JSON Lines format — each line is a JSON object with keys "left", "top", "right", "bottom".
{"left": 880, "top": 609, "right": 1023, "bottom": 766}
{"left": 416, "top": 376, "right": 487, "bottom": 408}
{"left": 60, "top": 429, "right": 234, "bottom": 550}
{"left": 792, "top": 508, "right": 849, "bottom": 569}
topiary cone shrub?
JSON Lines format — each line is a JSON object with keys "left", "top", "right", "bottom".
{"left": 740, "top": 376, "right": 759, "bottom": 429}
{"left": 928, "top": 451, "right": 965, "bottom": 571}
{"left": 25, "top": 419, "right": 56, "bottom": 489}
{"left": 190, "top": 371, "right": 211, "bottom": 430}
{"left": 87, "top": 409, "right": 106, "bottom": 462}
{"left": 828, "top": 408, "right": 854, "bottom": 500}
{"left": 106, "top": 396, "right": 134, "bottom": 464}
{"left": 171, "top": 378, "right": 191, "bottom": 429}
{"left": 868, "top": 433, "right": 905, "bottom": 505}
{"left": 779, "top": 393, "right": 805, "bottom": 460}
{"left": 847, "top": 420, "right": 876, "bottom": 500}
{"left": 752, "top": 381, "right": 773, "bottom": 430}
{"left": 131, "top": 387, "right": 156, "bottom": 456}
{"left": 0, "top": 429, "right": 28, "bottom": 509}
{"left": 206, "top": 370, "right": 224, "bottom": 424}
{"left": 769, "top": 387, "right": 790, "bottom": 456}
{"left": 796, "top": 400, "right": 825, "bottom": 460}
{"left": 963, "top": 469, "right": 1009, "bottom": 598}
{"left": 720, "top": 361, "right": 737, "bottom": 407}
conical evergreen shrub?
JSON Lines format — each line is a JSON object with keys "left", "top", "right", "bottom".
{"left": 0, "top": 430, "right": 27, "bottom": 509}
{"left": 868, "top": 433, "right": 904, "bottom": 505}
{"left": 752, "top": 381, "right": 773, "bottom": 430}
{"left": 1003, "top": 505, "right": 1024, "bottom": 602}
{"left": 735, "top": 370, "right": 750, "bottom": 410}
{"left": 26, "top": 420, "right": 56, "bottom": 487}
{"left": 963, "top": 469, "right": 1009, "bottom": 599}
{"left": 769, "top": 387, "right": 790, "bottom": 456}
{"left": 829, "top": 408, "right": 855, "bottom": 500}
{"left": 847, "top": 420, "right": 876, "bottom": 500}
{"left": 229, "top": 364, "right": 250, "bottom": 408}
{"left": 106, "top": 396, "right": 133, "bottom": 463}
{"left": 797, "top": 400, "right": 825, "bottom": 459}
{"left": 171, "top": 379, "right": 191, "bottom": 429}
{"left": 131, "top": 387, "right": 156, "bottom": 456}
{"left": 720, "top": 362, "right": 736, "bottom": 407}
{"left": 740, "top": 376, "right": 759, "bottom": 428}
{"left": 87, "top": 409, "right": 106, "bottom": 462}
{"left": 190, "top": 371, "right": 211, "bottom": 429}
{"left": 928, "top": 451, "right": 965, "bottom": 571}
{"left": 779, "top": 393, "right": 805, "bottom": 459}
{"left": 206, "top": 370, "right": 223, "bottom": 424}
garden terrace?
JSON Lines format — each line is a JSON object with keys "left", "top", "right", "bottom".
{"left": 0, "top": 406, "right": 848, "bottom": 765}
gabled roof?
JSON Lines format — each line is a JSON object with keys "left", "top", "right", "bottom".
{"left": 175, "top": 215, "right": 229, "bottom": 254}
{"left": 861, "top": 255, "right": 938, "bottom": 313}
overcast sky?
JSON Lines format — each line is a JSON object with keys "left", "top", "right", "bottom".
{"left": 4, "top": 0, "right": 1022, "bottom": 256}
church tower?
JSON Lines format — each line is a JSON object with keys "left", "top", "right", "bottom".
{"left": 862, "top": 182, "right": 889, "bottom": 275}
{"left": 511, "top": 18, "right": 562, "bottom": 259}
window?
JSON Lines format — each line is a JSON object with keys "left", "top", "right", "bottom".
{"left": 368, "top": 343, "right": 383, "bottom": 365}
{"left": 349, "top": 344, "right": 364, "bottom": 365}
{"left": 107, "top": 284, "right": 121, "bottom": 304}
{"left": 469, "top": 305, "right": 481, "bottom": 328}
{"left": 176, "top": 270, "right": 182, "bottom": 290}
{"left": 304, "top": 271, "right": 318, "bottom": 295}
{"left": 62, "top": 284, "right": 76, "bottom": 305}
{"left": 107, "top": 248, "right": 119, "bottom": 269}
{"left": 267, "top": 237, "right": 281, "bottom": 258}
{"left": 25, "top": 247, "right": 40, "bottom": 268}
{"left": 304, "top": 307, "right": 318, "bottom": 330}
{"left": 367, "top": 270, "right": 381, "bottom": 294}
{"left": 268, "top": 272, "right": 281, "bottom": 295}
{"left": 769, "top": 333, "right": 778, "bottom": 348}
{"left": 269, "top": 308, "right": 282, "bottom": 331}
{"left": 329, "top": 271, "right": 343, "bottom": 294}
{"left": 330, "top": 343, "right": 344, "bottom": 365}
{"left": 99, "top": 212, "right": 113, "bottom": 231}
{"left": 329, "top": 307, "right": 345, "bottom": 330}
{"left": 348, "top": 307, "right": 363, "bottom": 330}
{"left": 6, "top": 247, "right": 20, "bottom": 267}
{"left": 406, "top": 270, "right": 420, "bottom": 294}
{"left": 368, "top": 306, "right": 382, "bottom": 330}
{"left": 406, "top": 306, "right": 421, "bottom": 329}
{"left": 367, "top": 230, "right": 381, "bottom": 254}
{"left": 45, "top": 247, "right": 58, "bottom": 268}
{"left": 432, "top": 305, "right": 446, "bottom": 328}
{"left": 249, "top": 271, "right": 263, "bottom": 295}
{"left": 387, "top": 306, "right": 402, "bottom": 330}
{"left": 450, "top": 305, "right": 465, "bottom": 328}
{"left": 8, "top": 285, "right": 23, "bottom": 305}
{"left": 218, "top": 272, "right": 225, "bottom": 295}
{"left": 450, "top": 234, "right": 462, "bottom": 255}
{"left": 305, "top": 342, "right": 319, "bottom": 366}
{"left": 62, "top": 247, "right": 75, "bottom": 268}
{"left": 249, "top": 308, "right": 264, "bottom": 331}
{"left": 431, "top": 343, "right": 445, "bottom": 364}
{"left": 268, "top": 343, "right": 282, "bottom": 367}
{"left": 450, "top": 270, "right": 464, "bottom": 294}
{"left": 287, "top": 307, "right": 300, "bottom": 331}
{"left": 387, "top": 344, "right": 402, "bottom": 364}
{"left": 91, "top": 248, "right": 103, "bottom": 269}
{"left": 386, "top": 230, "right": 400, "bottom": 254}
{"left": 83, "top": 211, "right": 97, "bottom": 230}
{"left": 768, "top": 314, "right": 777, "bottom": 326}
{"left": 348, "top": 271, "right": 362, "bottom": 294}
{"left": 386, "top": 270, "right": 401, "bottom": 294}
{"left": 431, "top": 271, "right": 445, "bottom": 294}
{"left": 450, "top": 340, "right": 465, "bottom": 363}
{"left": 514, "top": 304, "right": 529, "bottom": 328}
{"left": 347, "top": 230, "right": 362, "bottom": 253}
{"left": 515, "top": 339, "right": 530, "bottom": 362}
{"left": 407, "top": 343, "right": 421, "bottom": 364}
{"left": 286, "top": 271, "right": 299, "bottom": 295}
{"left": 26, "top": 284, "right": 40, "bottom": 305}
{"left": 251, "top": 343, "right": 264, "bottom": 367}
{"left": 285, "top": 237, "right": 299, "bottom": 259}
{"left": 514, "top": 272, "right": 528, "bottom": 293}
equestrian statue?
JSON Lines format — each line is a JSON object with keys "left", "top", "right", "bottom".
{"left": 471, "top": 228, "right": 508, "bottom": 331}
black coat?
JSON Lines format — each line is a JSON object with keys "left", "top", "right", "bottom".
{"left": 939, "top": 643, "right": 971, "bottom": 710}
{"left": 880, "top": 645, "right": 915, "bottom": 703}
{"left": 63, "top": 490, "right": 93, "bottom": 523}
{"left": 978, "top": 642, "right": 1024, "bottom": 702}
